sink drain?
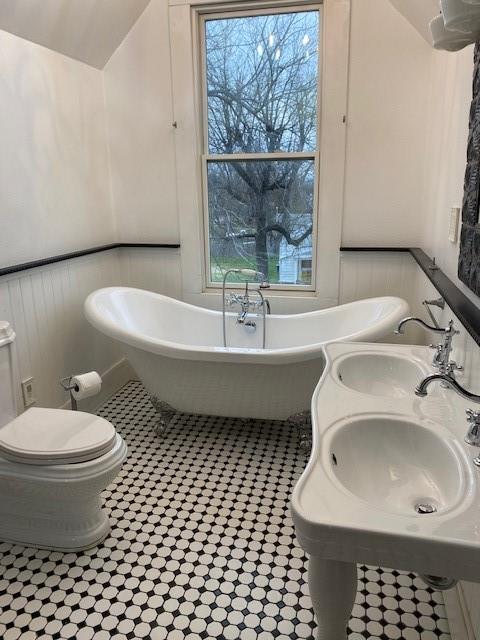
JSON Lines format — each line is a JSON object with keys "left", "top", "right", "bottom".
{"left": 415, "top": 502, "right": 437, "bottom": 514}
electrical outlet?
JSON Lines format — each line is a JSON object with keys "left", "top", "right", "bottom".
{"left": 21, "top": 377, "right": 36, "bottom": 408}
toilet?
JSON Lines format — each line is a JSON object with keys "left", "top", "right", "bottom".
{"left": 0, "top": 321, "right": 127, "bottom": 551}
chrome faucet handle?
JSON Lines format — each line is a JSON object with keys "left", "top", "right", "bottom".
{"left": 466, "top": 409, "right": 480, "bottom": 424}
{"left": 431, "top": 342, "right": 443, "bottom": 362}
{"left": 227, "top": 293, "right": 245, "bottom": 307}
{"left": 422, "top": 320, "right": 459, "bottom": 374}
{"left": 446, "top": 319, "right": 460, "bottom": 335}
{"left": 465, "top": 410, "right": 480, "bottom": 458}
{"left": 446, "top": 361, "right": 463, "bottom": 375}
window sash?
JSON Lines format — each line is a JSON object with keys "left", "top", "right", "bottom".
{"left": 199, "top": 4, "right": 322, "bottom": 291}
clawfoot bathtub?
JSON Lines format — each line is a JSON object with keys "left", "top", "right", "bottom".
{"left": 85, "top": 288, "right": 408, "bottom": 426}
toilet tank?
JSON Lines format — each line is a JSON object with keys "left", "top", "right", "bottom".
{"left": 0, "top": 322, "right": 17, "bottom": 427}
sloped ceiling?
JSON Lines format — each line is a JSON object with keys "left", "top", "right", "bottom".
{"left": 389, "top": 0, "right": 439, "bottom": 44}
{"left": 0, "top": 0, "right": 151, "bottom": 69}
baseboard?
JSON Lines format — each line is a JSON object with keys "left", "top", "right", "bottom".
{"left": 444, "top": 583, "right": 476, "bottom": 640}
{"left": 59, "top": 358, "right": 138, "bottom": 413}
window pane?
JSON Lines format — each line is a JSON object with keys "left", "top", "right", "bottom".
{"left": 207, "top": 159, "right": 314, "bottom": 285}
{"left": 205, "top": 10, "right": 319, "bottom": 154}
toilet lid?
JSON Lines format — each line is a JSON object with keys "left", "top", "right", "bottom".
{"left": 0, "top": 408, "right": 117, "bottom": 465}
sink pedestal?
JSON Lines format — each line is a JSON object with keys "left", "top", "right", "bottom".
{"left": 309, "top": 557, "right": 357, "bottom": 639}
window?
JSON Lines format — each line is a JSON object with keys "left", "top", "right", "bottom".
{"left": 201, "top": 6, "right": 321, "bottom": 288}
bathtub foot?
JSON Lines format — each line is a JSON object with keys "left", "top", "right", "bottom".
{"left": 309, "top": 557, "right": 357, "bottom": 640}
{"left": 239, "top": 418, "right": 255, "bottom": 428}
{"left": 286, "top": 410, "right": 312, "bottom": 452}
{"left": 149, "top": 396, "right": 176, "bottom": 436}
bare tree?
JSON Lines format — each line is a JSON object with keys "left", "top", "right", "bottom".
{"left": 206, "top": 11, "right": 318, "bottom": 280}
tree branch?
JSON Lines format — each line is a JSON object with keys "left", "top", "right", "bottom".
{"left": 265, "top": 224, "right": 313, "bottom": 246}
{"left": 224, "top": 224, "right": 313, "bottom": 247}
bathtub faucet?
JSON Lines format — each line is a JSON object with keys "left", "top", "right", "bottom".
{"left": 222, "top": 269, "right": 270, "bottom": 348}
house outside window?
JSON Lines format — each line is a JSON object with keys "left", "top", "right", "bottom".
{"left": 201, "top": 6, "right": 321, "bottom": 288}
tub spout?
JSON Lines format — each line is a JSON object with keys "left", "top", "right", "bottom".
{"left": 237, "top": 309, "right": 249, "bottom": 324}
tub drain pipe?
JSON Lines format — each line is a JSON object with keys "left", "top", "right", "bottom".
{"left": 419, "top": 575, "right": 457, "bottom": 591}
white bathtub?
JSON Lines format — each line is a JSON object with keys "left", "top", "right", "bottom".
{"left": 85, "top": 288, "right": 408, "bottom": 421}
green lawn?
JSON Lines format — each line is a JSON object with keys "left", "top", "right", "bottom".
{"left": 210, "top": 256, "right": 279, "bottom": 283}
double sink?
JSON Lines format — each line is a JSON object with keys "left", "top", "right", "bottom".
{"left": 291, "top": 343, "right": 479, "bottom": 640}
{"left": 331, "top": 351, "right": 462, "bottom": 517}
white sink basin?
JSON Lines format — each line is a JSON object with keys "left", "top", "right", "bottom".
{"left": 326, "top": 416, "right": 466, "bottom": 515}
{"left": 335, "top": 352, "right": 426, "bottom": 398}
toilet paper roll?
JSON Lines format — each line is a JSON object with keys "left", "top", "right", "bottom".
{"left": 71, "top": 371, "right": 102, "bottom": 401}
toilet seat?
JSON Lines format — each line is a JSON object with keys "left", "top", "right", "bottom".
{"left": 0, "top": 408, "right": 117, "bottom": 465}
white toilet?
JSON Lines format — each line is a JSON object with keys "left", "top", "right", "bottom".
{"left": 0, "top": 321, "right": 127, "bottom": 551}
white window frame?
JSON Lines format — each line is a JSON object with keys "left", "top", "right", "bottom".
{"left": 170, "top": 0, "right": 350, "bottom": 311}
{"left": 199, "top": 5, "right": 321, "bottom": 291}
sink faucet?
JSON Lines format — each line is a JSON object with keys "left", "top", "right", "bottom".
{"left": 395, "top": 317, "right": 461, "bottom": 375}
{"left": 415, "top": 373, "right": 480, "bottom": 466}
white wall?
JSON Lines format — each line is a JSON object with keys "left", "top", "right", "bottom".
{"left": 419, "top": 41, "right": 480, "bottom": 638}
{"left": 99, "top": 0, "right": 478, "bottom": 316}
{"left": 103, "top": 0, "right": 180, "bottom": 245}
{"left": 0, "top": 30, "right": 116, "bottom": 269}
{"left": 421, "top": 45, "right": 478, "bottom": 308}
{"left": 120, "top": 247, "right": 182, "bottom": 296}
{"left": 1, "top": 0, "right": 477, "bottom": 400}
{"left": 102, "top": 0, "right": 438, "bottom": 304}
{"left": 388, "top": 0, "right": 438, "bottom": 44}
{"left": 0, "top": 17, "right": 184, "bottom": 414}
{"left": 0, "top": 29, "right": 125, "bottom": 411}
{"left": 342, "top": 0, "right": 434, "bottom": 247}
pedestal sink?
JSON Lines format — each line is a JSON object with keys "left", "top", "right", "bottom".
{"left": 291, "top": 342, "right": 478, "bottom": 640}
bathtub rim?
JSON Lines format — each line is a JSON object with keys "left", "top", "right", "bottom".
{"left": 85, "top": 287, "right": 409, "bottom": 365}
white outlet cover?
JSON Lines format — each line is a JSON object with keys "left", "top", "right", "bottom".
{"left": 21, "top": 377, "right": 36, "bottom": 407}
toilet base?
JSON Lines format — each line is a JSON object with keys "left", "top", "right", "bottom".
{"left": 0, "top": 498, "right": 111, "bottom": 551}
{"left": 0, "top": 434, "right": 127, "bottom": 551}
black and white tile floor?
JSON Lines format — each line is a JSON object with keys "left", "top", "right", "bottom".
{"left": 0, "top": 381, "right": 451, "bottom": 640}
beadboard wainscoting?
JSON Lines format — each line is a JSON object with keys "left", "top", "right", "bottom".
{"left": 339, "top": 250, "right": 416, "bottom": 304}
{"left": 339, "top": 251, "right": 431, "bottom": 345}
{"left": 0, "top": 250, "right": 125, "bottom": 412}
{"left": 0, "top": 247, "right": 182, "bottom": 413}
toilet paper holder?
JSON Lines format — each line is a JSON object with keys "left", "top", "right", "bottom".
{"left": 60, "top": 376, "right": 79, "bottom": 411}
{"left": 60, "top": 372, "right": 102, "bottom": 411}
